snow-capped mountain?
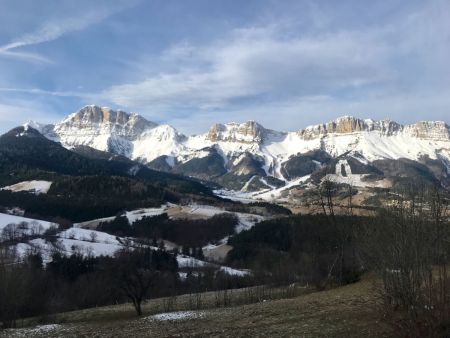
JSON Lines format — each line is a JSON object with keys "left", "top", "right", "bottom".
{"left": 27, "top": 105, "right": 450, "bottom": 193}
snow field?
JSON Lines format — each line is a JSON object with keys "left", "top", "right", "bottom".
{"left": 1, "top": 180, "right": 52, "bottom": 194}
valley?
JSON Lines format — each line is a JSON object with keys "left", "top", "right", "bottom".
{"left": 0, "top": 106, "right": 449, "bottom": 336}
{"left": 2, "top": 1, "right": 450, "bottom": 336}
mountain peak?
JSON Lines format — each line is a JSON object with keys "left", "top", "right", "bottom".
{"left": 56, "top": 106, "right": 158, "bottom": 142}
{"left": 63, "top": 105, "right": 156, "bottom": 128}
{"left": 4, "top": 126, "right": 45, "bottom": 139}
{"left": 206, "top": 120, "right": 267, "bottom": 143}
{"left": 406, "top": 120, "right": 450, "bottom": 140}
{"left": 299, "top": 116, "right": 402, "bottom": 139}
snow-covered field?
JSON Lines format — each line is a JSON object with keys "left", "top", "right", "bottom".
{"left": 57, "top": 237, "right": 125, "bottom": 257}
{"left": 9, "top": 222, "right": 250, "bottom": 277}
{"left": 167, "top": 204, "right": 264, "bottom": 233}
{"left": 13, "top": 235, "right": 125, "bottom": 261}
{"left": 125, "top": 206, "right": 168, "bottom": 224}
{"left": 12, "top": 235, "right": 249, "bottom": 276}
{"left": 5, "top": 202, "right": 256, "bottom": 276}
{"left": 0, "top": 213, "right": 57, "bottom": 240}
{"left": 74, "top": 203, "right": 264, "bottom": 235}
{"left": 177, "top": 255, "right": 208, "bottom": 268}
{"left": 59, "top": 228, "right": 121, "bottom": 244}
{"left": 1, "top": 180, "right": 52, "bottom": 194}
{"left": 177, "top": 254, "right": 250, "bottom": 276}
{"left": 74, "top": 205, "right": 169, "bottom": 228}
{"left": 215, "top": 175, "right": 311, "bottom": 203}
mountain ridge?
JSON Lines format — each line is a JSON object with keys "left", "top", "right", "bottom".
{"left": 27, "top": 105, "right": 450, "bottom": 143}
{"left": 21, "top": 105, "right": 450, "bottom": 194}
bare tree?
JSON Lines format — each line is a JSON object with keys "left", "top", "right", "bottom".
{"left": 361, "top": 183, "right": 450, "bottom": 336}
{"left": 2, "top": 223, "right": 20, "bottom": 242}
{"left": 115, "top": 247, "right": 156, "bottom": 316}
{"left": 313, "top": 178, "right": 358, "bottom": 287}
{"left": 0, "top": 247, "right": 26, "bottom": 328}
{"left": 89, "top": 231, "right": 98, "bottom": 243}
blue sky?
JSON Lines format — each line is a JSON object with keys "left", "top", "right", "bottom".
{"left": 0, "top": 0, "right": 449, "bottom": 134}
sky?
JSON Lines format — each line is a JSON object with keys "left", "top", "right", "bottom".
{"left": 0, "top": 0, "right": 449, "bottom": 135}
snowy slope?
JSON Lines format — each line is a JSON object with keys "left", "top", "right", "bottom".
{"left": 0, "top": 213, "right": 57, "bottom": 233}
{"left": 11, "top": 224, "right": 250, "bottom": 276}
{"left": 26, "top": 106, "right": 450, "bottom": 192}
{"left": 1, "top": 180, "right": 52, "bottom": 194}
{"left": 73, "top": 205, "right": 169, "bottom": 228}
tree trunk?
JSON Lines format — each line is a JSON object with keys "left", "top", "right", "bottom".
{"left": 134, "top": 298, "right": 142, "bottom": 316}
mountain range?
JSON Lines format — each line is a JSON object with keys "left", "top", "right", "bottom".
{"left": 23, "top": 105, "right": 450, "bottom": 200}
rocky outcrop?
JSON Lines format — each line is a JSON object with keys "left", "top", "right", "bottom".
{"left": 404, "top": 121, "right": 450, "bottom": 141}
{"left": 206, "top": 121, "right": 267, "bottom": 143}
{"left": 228, "top": 152, "right": 266, "bottom": 176}
{"left": 298, "top": 116, "right": 450, "bottom": 141}
{"left": 21, "top": 106, "right": 450, "bottom": 192}
{"left": 56, "top": 105, "right": 157, "bottom": 141}
{"left": 298, "top": 116, "right": 402, "bottom": 139}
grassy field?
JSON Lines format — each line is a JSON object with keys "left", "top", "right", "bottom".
{"left": 2, "top": 277, "right": 393, "bottom": 338}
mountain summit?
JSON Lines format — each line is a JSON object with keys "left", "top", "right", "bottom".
{"left": 298, "top": 116, "right": 449, "bottom": 141}
{"left": 24, "top": 106, "right": 450, "bottom": 193}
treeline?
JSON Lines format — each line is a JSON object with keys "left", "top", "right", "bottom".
{"left": 0, "top": 187, "right": 165, "bottom": 223}
{"left": 0, "top": 175, "right": 218, "bottom": 223}
{"left": 0, "top": 126, "right": 213, "bottom": 196}
{"left": 225, "top": 201, "right": 292, "bottom": 216}
{"left": 227, "top": 180, "right": 450, "bottom": 337}
{"left": 227, "top": 214, "right": 365, "bottom": 287}
{"left": 0, "top": 126, "right": 219, "bottom": 222}
{"left": 0, "top": 247, "right": 178, "bottom": 327}
{"left": 0, "top": 245, "right": 252, "bottom": 328}
{"left": 99, "top": 213, "right": 238, "bottom": 248}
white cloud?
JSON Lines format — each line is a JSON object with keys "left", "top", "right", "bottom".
{"left": 101, "top": 26, "right": 391, "bottom": 110}
{"left": 97, "top": 1, "right": 450, "bottom": 133}
{"left": 0, "top": 87, "right": 90, "bottom": 98}
{"left": 0, "top": 0, "right": 139, "bottom": 63}
{"left": 0, "top": 50, "right": 52, "bottom": 64}
{"left": 0, "top": 0, "right": 449, "bottom": 135}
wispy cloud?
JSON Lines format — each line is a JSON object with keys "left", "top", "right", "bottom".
{"left": 97, "top": 0, "right": 450, "bottom": 133}
{"left": 0, "top": 87, "right": 90, "bottom": 98}
{"left": 101, "top": 27, "right": 390, "bottom": 109}
{"left": 0, "top": 50, "right": 52, "bottom": 64}
{"left": 0, "top": 0, "right": 139, "bottom": 63}
{"left": 0, "top": 0, "right": 449, "bottom": 134}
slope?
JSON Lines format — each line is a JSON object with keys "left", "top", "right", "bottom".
{"left": 0, "top": 126, "right": 215, "bottom": 222}
{"left": 3, "top": 276, "right": 392, "bottom": 338}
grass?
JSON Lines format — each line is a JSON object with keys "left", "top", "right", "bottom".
{"left": 2, "top": 276, "right": 393, "bottom": 338}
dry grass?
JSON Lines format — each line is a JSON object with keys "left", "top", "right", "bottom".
{"left": 2, "top": 276, "right": 393, "bottom": 338}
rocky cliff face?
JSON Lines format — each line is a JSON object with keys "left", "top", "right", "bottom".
{"left": 24, "top": 107, "right": 450, "bottom": 192}
{"left": 298, "top": 116, "right": 402, "bottom": 139}
{"left": 404, "top": 121, "right": 450, "bottom": 141}
{"left": 56, "top": 105, "right": 157, "bottom": 141}
{"left": 298, "top": 116, "right": 450, "bottom": 141}
{"left": 206, "top": 121, "right": 270, "bottom": 143}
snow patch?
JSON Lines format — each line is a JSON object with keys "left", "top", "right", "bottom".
{"left": 7, "top": 324, "right": 62, "bottom": 336}
{"left": 177, "top": 255, "right": 208, "bottom": 268}
{"left": 1, "top": 180, "right": 52, "bottom": 194}
{"left": 73, "top": 205, "right": 168, "bottom": 228}
{"left": 125, "top": 206, "right": 168, "bottom": 224}
{"left": 325, "top": 159, "right": 389, "bottom": 188}
{"left": 147, "top": 311, "right": 204, "bottom": 321}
